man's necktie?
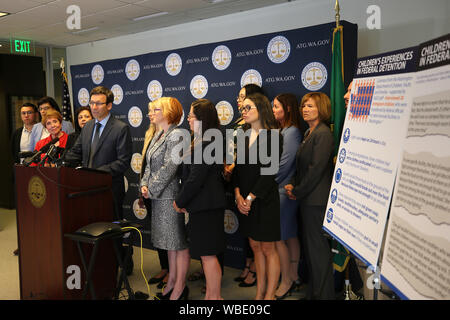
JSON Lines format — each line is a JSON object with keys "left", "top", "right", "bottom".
{"left": 88, "top": 122, "right": 102, "bottom": 168}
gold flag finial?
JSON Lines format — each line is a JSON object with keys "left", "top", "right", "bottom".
{"left": 335, "top": 0, "right": 340, "bottom": 28}
{"left": 60, "top": 58, "right": 65, "bottom": 72}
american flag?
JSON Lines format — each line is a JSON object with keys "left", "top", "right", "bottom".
{"left": 62, "top": 71, "right": 73, "bottom": 123}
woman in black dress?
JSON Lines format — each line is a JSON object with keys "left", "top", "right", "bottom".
{"left": 232, "top": 93, "right": 282, "bottom": 300}
{"left": 174, "top": 99, "right": 226, "bottom": 300}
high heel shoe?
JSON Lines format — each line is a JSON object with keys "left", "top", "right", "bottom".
{"left": 154, "top": 287, "right": 173, "bottom": 300}
{"left": 238, "top": 270, "right": 256, "bottom": 287}
{"left": 174, "top": 286, "right": 189, "bottom": 300}
{"left": 234, "top": 264, "right": 250, "bottom": 282}
{"left": 275, "top": 282, "right": 296, "bottom": 300}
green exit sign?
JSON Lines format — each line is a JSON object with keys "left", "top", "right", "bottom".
{"left": 10, "top": 38, "right": 35, "bottom": 55}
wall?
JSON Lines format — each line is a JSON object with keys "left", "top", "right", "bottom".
{"left": 66, "top": 0, "right": 450, "bottom": 71}
{"left": 0, "top": 54, "right": 46, "bottom": 208}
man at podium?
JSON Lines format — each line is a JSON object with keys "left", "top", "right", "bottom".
{"left": 64, "top": 86, "right": 132, "bottom": 221}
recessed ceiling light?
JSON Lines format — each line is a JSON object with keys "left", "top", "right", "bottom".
{"left": 72, "top": 27, "right": 99, "bottom": 35}
{"left": 0, "top": 11, "right": 10, "bottom": 17}
{"left": 132, "top": 11, "right": 169, "bottom": 21}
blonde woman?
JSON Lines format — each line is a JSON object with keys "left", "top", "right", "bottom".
{"left": 140, "top": 97, "right": 189, "bottom": 300}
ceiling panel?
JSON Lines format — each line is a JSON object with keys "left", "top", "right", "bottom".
{"left": 0, "top": 0, "right": 291, "bottom": 47}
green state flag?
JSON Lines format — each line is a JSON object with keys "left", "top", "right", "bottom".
{"left": 330, "top": 25, "right": 350, "bottom": 271}
{"left": 330, "top": 25, "right": 346, "bottom": 157}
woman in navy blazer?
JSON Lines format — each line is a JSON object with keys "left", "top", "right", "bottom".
{"left": 174, "top": 99, "right": 226, "bottom": 300}
{"left": 285, "top": 92, "right": 335, "bottom": 300}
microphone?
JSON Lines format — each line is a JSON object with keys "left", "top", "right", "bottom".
{"left": 18, "top": 151, "right": 35, "bottom": 159}
{"left": 23, "top": 137, "right": 60, "bottom": 167}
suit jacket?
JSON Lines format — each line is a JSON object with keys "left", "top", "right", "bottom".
{"left": 11, "top": 127, "right": 23, "bottom": 164}
{"left": 65, "top": 115, "right": 132, "bottom": 194}
{"left": 175, "top": 141, "right": 226, "bottom": 214}
{"left": 289, "top": 122, "right": 334, "bottom": 206}
{"left": 140, "top": 125, "right": 185, "bottom": 200}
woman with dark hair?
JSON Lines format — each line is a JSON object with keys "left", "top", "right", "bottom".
{"left": 232, "top": 92, "right": 282, "bottom": 300}
{"left": 174, "top": 99, "right": 226, "bottom": 300}
{"left": 225, "top": 83, "right": 265, "bottom": 287}
{"left": 28, "top": 96, "right": 74, "bottom": 151}
{"left": 271, "top": 93, "right": 303, "bottom": 299}
{"left": 63, "top": 107, "right": 93, "bottom": 155}
{"left": 285, "top": 92, "right": 335, "bottom": 300}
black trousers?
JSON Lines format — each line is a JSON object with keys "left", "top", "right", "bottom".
{"left": 300, "top": 204, "right": 335, "bottom": 300}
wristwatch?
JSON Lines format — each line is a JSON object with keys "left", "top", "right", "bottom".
{"left": 246, "top": 195, "right": 254, "bottom": 202}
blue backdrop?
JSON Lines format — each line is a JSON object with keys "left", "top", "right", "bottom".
{"left": 70, "top": 20, "right": 358, "bottom": 269}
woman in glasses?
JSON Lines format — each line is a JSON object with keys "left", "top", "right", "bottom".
{"left": 225, "top": 83, "right": 264, "bottom": 288}
{"left": 232, "top": 92, "right": 282, "bottom": 300}
{"left": 140, "top": 97, "right": 189, "bottom": 300}
{"left": 174, "top": 99, "right": 226, "bottom": 300}
{"left": 28, "top": 96, "right": 74, "bottom": 151}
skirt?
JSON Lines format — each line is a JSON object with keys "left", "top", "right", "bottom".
{"left": 151, "top": 199, "right": 188, "bottom": 251}
{"left": 187, "top": 209, "right": 225, "bottom": 259}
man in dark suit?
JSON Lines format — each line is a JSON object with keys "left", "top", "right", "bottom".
{"left": 65, "top": 86, "right": 132, "bottom": 221}
{"left": 11, "top": 103, "right": 39, "bottom": 164}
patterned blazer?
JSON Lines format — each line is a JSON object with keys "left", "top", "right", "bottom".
{"left": 140, "top": 125, "right": 185, "bottom": 200}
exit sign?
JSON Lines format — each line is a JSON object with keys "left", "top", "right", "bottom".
{"left": 10, "top": 38, "right": 35, "bottom": 55}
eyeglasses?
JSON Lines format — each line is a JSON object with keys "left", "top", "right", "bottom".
{"left": 21, "top": 111, "right": 34, "bottom": 115}
{"left": 89, "top": 101, "right": 107, "bottom": 107}
{"left": 239, "top": 105, "right": 256, "bottom": 114}
{"left": 39, "top": 106, "right": 51, "bottom": 111}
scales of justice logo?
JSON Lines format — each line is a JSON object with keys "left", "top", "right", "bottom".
{"left": 130, "top": 153, "right": 143, "bottom": 174}
{"left": 215, "top": 101, "right": 234, "bottom": 126}
{"left": 190, "top": 75, "right": 208, "bottom": 99}
{"left": 128, "top": 106, "right": 143, "bottom": 128}
{"left": 133, "top": 199, "right": 147, "bottom": 220}
{"left": 28, "top": 176, "right": 46, "bottom": 208}
{"left": 166, "top": 53, "right": 182, "bottom": 76}
{"left": 240, "top": 69, "right": 263, "bottom": 88}
{"left": 224, "top": 210, "right": 238, "bottom": 234}
{"left": 301, "top": 62, "right": 327, "bottom": 91}
{"left": 78, "top": 88, "right": 90, "bottom": 106}
{"left": 267, "top": 35, "right": 291, "bottom": 64}
{"left": 212, "top": 45, "right": 232, "bottom": 70}
{"left": 111, "top": 84, "right": 123, "bottom": 105}
{"left": 91, "top": 64, "right": 104, "bottom": 85}
{"left": 126, "top": 59, "right": 140, "bottom": 81}
{"left": 147, "top": 80, "right": 163, "bottom": 101}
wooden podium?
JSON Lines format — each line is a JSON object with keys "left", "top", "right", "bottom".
{"left": 15, "top": 165, "right": 117, "bottom": 300}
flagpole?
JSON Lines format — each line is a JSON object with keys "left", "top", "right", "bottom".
{"left": 60, "top": 58, "right": 75, "bottom": 126}
{"left": 335, "top": 0, "right": 340, "bottom": 28}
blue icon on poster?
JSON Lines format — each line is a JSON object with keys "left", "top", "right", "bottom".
{"left": 335, "top": 168, "right": 342, "bottom": 183}
{"left": 326, "top": 208, "right": 334, "bottom": 223}
{"left": 339, "top": 148, "right": 346, "bottom": 164}
{"left": 343, "top": 128, "right": 350, "bottom": 143}
{"left": 331, "top": 188, "right": 338, "bottom": 204}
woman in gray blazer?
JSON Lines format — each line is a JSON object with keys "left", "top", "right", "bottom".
{"left": 285, "top": 92, "right": 335, "bottom": 300}
{"left": 140, "top": 97, "right": 189, "bottom": 300}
